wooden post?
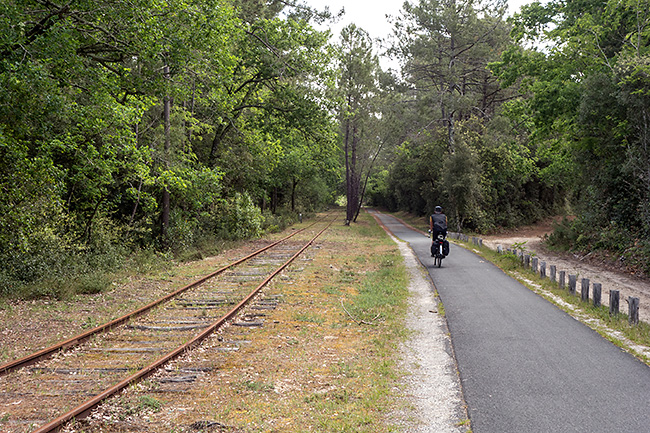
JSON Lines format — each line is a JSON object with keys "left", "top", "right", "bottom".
{"left": 559, "top": 271, "right": 566, "bottom": 289}
{"left": 610, "top": 290, "right": 620, "bottom": 316}
{"left": 568, "top": 274, "right": 577, "bottom": 295}
{"left": 593, "top": 283, "right": 602, "bottom": 308}
{"left": 628, "top": 297, "right": 640, "bottom": 325}
{"left": 550, "top": 265, "right": 556, "bottom": 283}
{"left": 532, "top": 257, "right": 538, "bottom": 273}
{"left": 581, "top": 278, "right": 590, "bottom": 302}
{"left": 540, "top": 262, "right": 546, "bottom": 279}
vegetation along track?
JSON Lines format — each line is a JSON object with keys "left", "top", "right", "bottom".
{"left": 0, "top": 216, "right": 335, "bottom": 433}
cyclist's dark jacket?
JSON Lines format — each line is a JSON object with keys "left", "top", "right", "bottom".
{"left": 431, "top": 213, "right": 447, "bottom": 231}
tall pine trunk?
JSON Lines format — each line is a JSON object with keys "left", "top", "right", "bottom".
{"left": 161, "top": 63, "right": 171, "bottom": 248}
{"left": 345, "top": 120, "right": 361, "bottom": 224}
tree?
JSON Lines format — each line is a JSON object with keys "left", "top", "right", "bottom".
{"left": 191, "top": 1, "right": 339, "bottom": 215}
{"left": 393, "top": 0, "right": 511, "bottom": 153}
{"left": 336, "top": 24, "right": 383, "bottom": 224}
{"left": 495, "top": 0, "right": 650, "bottom": 270}
{"left": 380, "top": 0, "right": 526, "bottom": 230}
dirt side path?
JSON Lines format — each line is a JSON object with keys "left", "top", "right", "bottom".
{"left": 482, "top": 221, "right": 650, "bottom": 324}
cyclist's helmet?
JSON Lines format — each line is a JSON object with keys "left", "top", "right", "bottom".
{"left": 434, "top": 206, "right": 442, "bottom": 213}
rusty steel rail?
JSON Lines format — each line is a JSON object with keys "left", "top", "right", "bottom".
{"left": 0, "top": 223, "right": 316, "bottom": 376}
{"left": 30, "top": 217, "right": 335, "bottom": 433}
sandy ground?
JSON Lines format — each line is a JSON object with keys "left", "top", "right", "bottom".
{"left": 482, "top": 222, "right": 650, "bottom": 324}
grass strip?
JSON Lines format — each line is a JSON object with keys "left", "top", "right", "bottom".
{"left": 92, "top": 210, "right": 415, "bottom": 432}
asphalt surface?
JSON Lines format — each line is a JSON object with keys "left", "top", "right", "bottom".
{"left": 371, "top": 211, "right": 650, "bottom": 433}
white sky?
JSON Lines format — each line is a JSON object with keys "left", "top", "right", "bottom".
{"left": 305, "top": 0, "right": 533, "bottom": 41}
{"left": 304, "top": 0, "right": 533, "bottom": 70}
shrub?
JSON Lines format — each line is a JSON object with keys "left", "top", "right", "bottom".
{"left": 216, "top": 192, "right": 263, "bottom": 240}
{"left": 261, "top": 209, "right": 299, "bottom": 233}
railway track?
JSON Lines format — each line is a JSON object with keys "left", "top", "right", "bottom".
{"left": 0, "top": 216, "right": 334, "bottom": 433}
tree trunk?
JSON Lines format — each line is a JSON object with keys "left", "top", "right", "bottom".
{"left": 353, "top": 140, "right": 384, "bottom": 222}
{"left": 82, "top": 196, "right": 104, "bottom": 245}
{"left": 344, "top": 111, "right": 352, "bottom": 225}
{"left": 346, "top": 122, "right": 361, "bottom": 224}
{"left": 161, "top": 63, "right": 171, "bottom": 248}
{"left": 271, "top": 187, "right": 278, "bottom": 214}
{"left": 129, "top": 123, "right": 142, "bottom": 227}
{"left": 353, "top": 170, "right": 367, "bottom": 223}
{"left": 129, "top": 179, "right": 143, "bottom": 226}
{"left": 447, "top": 111, "right": 455, "bottom": 154}
{"left": 291, "top": 177, "right": 298, "bottom": 212}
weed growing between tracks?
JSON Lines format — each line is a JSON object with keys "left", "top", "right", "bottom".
{"left": 73, "top": 210, "right": 413, "bottom": 433}
{"left": 196, "top": 211, "right": 410, "bottom": 432}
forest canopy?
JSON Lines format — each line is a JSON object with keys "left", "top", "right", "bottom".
{"left": 0, "top": 0, "right": 340, "bottom": 296}
{"left": 2, "top": 0, "right": 650, "bottom": 297}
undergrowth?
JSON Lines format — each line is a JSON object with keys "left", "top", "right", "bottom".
{"left": 545, "top": 217, "right": 650, "bottom": 277}
{"left": 0, "top": 210, "right": 306, "bottom": 301}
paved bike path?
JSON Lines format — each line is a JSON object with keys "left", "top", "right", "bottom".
{"left": 371, "top": 211, "right": 650, "bottom": 433}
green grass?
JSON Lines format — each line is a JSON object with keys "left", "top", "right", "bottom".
{"left": 241, "top": 380, "right": 275, "bottom": 392}
{"left": 299, "top": 212, "right": 417, "bottom": 432}
{"left": 294, "top": 312, "right": 325, "bottom": 324}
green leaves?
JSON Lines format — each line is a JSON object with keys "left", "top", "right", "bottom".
{"left": 493, "top": 0, "right": 650, "bottom": 254}
{"left": 0, "top": 0, "right": 344, "bottom": 293}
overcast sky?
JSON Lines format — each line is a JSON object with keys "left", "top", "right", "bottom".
{"left": 305, "top": 0, "right": 532, "bottom": 41}
{"left": 303, "top": 0, "right": 533, "bottom": 70}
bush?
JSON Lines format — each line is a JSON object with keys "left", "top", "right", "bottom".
{"left": 0, "top": 213, "right": 129, "bottom": 299}
{"left": 261, "top": 209, "right": 299, "bottom": 233}
{"left": 546, "top": 216, "right": 650, "bottom": 276}
{"left": 216, "top": 192, "right": 264, "bottom": 240}
{"left": 167, "top": 212, "right": 199, "bottom": 253}
{"left": 545, "top": 217, "right": 581, "bottom": 251}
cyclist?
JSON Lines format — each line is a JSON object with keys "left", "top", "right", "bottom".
{"left": 430, "top": 206, "right": 447, "bottom": 256}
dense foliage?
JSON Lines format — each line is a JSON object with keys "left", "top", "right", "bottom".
{"left": 4, "top": 0, "right": 649, "bottom": 296}
{"left": 493, "top": 0, "right": 650, "bottom": 272}
{"left": 0, "top": 0, "right": 340, "bottom": 296}
{"left": 364, "top": 0, "right": 565, "bottom": 232}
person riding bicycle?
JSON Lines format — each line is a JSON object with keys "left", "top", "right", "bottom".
{"left": 430, "top": 206, "right": 448, "bottom": 257}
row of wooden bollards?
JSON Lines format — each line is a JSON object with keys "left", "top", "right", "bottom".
{"left": 487, "top": 244, "right": 642, "bottom": 325}
{"left": 447, "top": 232, "right": 481, "bottom": 245}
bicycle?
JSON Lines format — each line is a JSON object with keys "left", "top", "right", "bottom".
{"left": 430, "top": 231, "right": 447, "bottom": 268}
